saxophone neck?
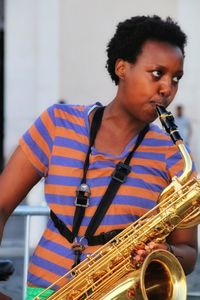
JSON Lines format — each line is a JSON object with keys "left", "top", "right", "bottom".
{"left": 176, "top": 142, "right": 193, "bottom": 184}
{"left": 156, "top": 105, "right": 193, "bottom": 192}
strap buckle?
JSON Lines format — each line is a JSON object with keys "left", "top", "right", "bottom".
{"left": 112, "top": 162, "right": 131, "bottom": 183}
{"left": 71, "top": 239, "right": 86, "bottom": 269}
{"left": 75, "top": 183, "right": 91, "bottom": 207}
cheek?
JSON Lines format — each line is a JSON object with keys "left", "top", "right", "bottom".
{"left": 169, "top": 86, "right": 179, "bottom": 102}
{"left": 173, "top": 86, "right": 178, "bottom": 96}
{"left": 126, "top": 80, "right": 150, "bottom": 98}
{"left": 123, "top": 74, "right": 155, "bottom": 104}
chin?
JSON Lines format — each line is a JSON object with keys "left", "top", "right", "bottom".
{"left": 141, "top": 114, "right": 155, "bottom": 124}
{"left": 150, "top": 116, "right": 158, "bottom": 123}
{"left": 147, "top": 111, "right": 158, "bottom": 123}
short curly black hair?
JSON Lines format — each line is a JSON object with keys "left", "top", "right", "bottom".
{"left": 106, "top": 15, "right": 187, "bottom": 85}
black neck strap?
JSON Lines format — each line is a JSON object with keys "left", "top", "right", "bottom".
{"left": 72, "top": 106, "right": 105, "bottom": 238}
{"left": 50, "top": 106, "right": 149, "bottom": 245}
{"left": 84, "top": 123, "right": 149, "bottom": 237}
{"left": 81, "top": 106, "right": 105, "bottom": 184}
{"left": 50, "top": 106, "right": 105, "bottom": 243}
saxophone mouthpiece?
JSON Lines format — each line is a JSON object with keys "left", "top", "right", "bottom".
{"left": 156, "top": 105, "right": 183, "bottom": 144}
{"left": 155, "top": 105, "right": 166, "bottom": 116}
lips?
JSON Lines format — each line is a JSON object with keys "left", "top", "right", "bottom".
{"left": 150, "top": 99, "right": 167, "bottom": 108}
{"left": 150, "top": 101, "right": 163, "bottom": 109}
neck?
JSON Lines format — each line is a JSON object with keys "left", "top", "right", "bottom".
{"left": 104, "top": 98, "right": 147, "bottom": 137}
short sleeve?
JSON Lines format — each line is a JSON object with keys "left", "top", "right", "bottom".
{"left": 19, "top": 105, "right": 56, "bottom": 177}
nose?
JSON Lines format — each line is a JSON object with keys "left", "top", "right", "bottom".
{"left": 158, "top": 77, "right": 173, "bottom": 98}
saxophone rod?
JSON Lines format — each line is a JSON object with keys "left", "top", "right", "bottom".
{"left": 156, "top": 105, "right": 193, "bottom": 185}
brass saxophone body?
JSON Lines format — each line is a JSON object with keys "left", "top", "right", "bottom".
{"left": 35, "top": 106, "right": 200, "bottom": 300}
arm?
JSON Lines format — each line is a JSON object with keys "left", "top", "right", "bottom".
{"left": 0, "top": 146, "right": 41, "bottom": 242}
{"left": 166, "top": 226, "right": 198, "bottom": 275}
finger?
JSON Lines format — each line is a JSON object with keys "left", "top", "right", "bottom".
{"left": 137, "top": 249, "right": 146, "bottom": 256}
{"left": 135, "top": 255, "right": 142, "bottom": 262}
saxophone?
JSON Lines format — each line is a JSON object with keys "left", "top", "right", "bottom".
{"left": 35, "top": 106, "right": 200, "bottom": 300}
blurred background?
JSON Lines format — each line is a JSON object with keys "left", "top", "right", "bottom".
{"left": 0, "top": 0, "right": 200, "bottom": 299}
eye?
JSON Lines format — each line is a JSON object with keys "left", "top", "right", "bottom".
{"left": 172, "top": 74, "right": 182, "bottom": 84}
{"left": 152, "top": 70, "right": 162, "bottom": 78}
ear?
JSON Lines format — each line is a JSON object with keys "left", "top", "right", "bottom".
{"left": 115, "top": 59, "right": 126, "bottom": 81}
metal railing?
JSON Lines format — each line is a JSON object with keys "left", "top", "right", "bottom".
{"left": 11, "top": 205, "right": 200, "bottom": 300}
{"left": 13, "top": 205, "right": 50, "bottom": 300}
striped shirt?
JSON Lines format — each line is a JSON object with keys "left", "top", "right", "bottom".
{"left": 19, "top": 103, "right": 195, "bottom": 290}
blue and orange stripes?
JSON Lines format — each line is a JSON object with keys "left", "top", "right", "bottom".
{"left": 19, "top": 103, "right": 195, "bottom": 290}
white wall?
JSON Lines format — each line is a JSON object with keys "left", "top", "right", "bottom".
{"left": 4, "top": 0, "right": 60, "bottom": 157}
{"left": 59, "top": 0, "right": 178, "bottom": 105}
{"left": 175, "top": 0, "right": 200, "bottom": 172}
{"left": 58, "top": 0, "right": 200, "bottom": 173}
{"left": 4, "top": 0, "right": 200, "bottom": 169}
{"left": 5, "top": 0, "right": 200, "bottom": 168}
{"left": 4, "top": 0, "right": 200, "bottom": 251}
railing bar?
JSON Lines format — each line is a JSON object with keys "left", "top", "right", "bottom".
{"left": 13, "top": 205, "right": 50, "bottom": 216}
{"left": 187, "top": 292, "right": 200, "bottom": 296}
{"left": 23, "top": 215, "right": 31, "bottom": 300}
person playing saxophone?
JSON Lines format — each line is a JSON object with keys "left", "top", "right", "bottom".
{"left": 0, "top": 15, "right": 198, "bottom": 299}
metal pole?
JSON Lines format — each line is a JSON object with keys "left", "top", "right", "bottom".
{"left": 22, "top": 215, "right": 31, "bottom": 300}
{"left": 187, "top": 292, "right": 200, "bottom": 298}
{"left": 13, "top": 206, "right": 49, "bottom": 300}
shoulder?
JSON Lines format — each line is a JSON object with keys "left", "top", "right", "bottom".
{"left": 48, "top": 102, "right": 102, "bottom": 119}
{"left": 48, "top": 103, "right": 86, "bottom": 117}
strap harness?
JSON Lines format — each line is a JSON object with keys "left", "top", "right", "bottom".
{"left": 50, "top": 106, "right": 149, "bottom": 267}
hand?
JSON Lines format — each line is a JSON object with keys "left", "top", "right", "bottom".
{"left": 131, "top": 241, "right": 169, "bottom": 268}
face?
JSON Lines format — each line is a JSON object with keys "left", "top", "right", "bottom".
{"left": 116, "top": 40, "right": 184, "bottom": 124}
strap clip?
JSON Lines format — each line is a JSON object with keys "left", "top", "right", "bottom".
{"left": 71, "top": 241, "right": 85, "bottom": 269}
{"left": 75, "top": 183, "right": 91, "bottom": 207}
{"left": 112, "top": 162, "right": 131, "bottom": 183}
